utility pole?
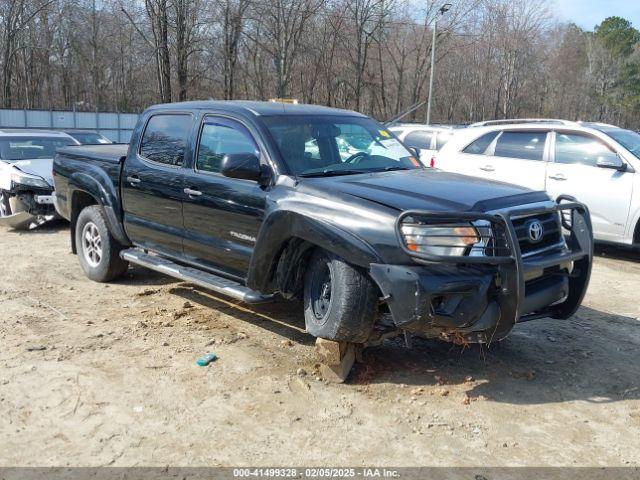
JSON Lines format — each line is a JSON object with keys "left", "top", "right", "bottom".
{"left": 426, "top": 3, "right": 451, "bottom": 125}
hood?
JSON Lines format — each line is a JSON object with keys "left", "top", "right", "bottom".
{"left": 11, "top": 158, "right": 54, "bottom": 187}
{"left": 302, "top": 169, "right": 550, "bottom": 212}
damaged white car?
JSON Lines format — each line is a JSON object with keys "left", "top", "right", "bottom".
{"left": 0, "top": 129, "right": 79, "bottom": 230}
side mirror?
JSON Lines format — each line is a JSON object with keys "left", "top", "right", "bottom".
{"left": 596, "top": 154, "right": 627, "bottom": 172}
{"left": 221, "top": 153, "right": 264, "bottom": 182}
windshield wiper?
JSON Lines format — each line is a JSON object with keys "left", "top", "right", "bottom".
{"left": 379, "top": 166, "right": 412, "bottom": 172}
{"left": 356, "top": 166, "right": 413, "bottom": 173}
{"left": 298, "top": 169, "right": 367, "bottom": 178}
{"left": 298, "top": 165, "right": 414, "bottom": 178}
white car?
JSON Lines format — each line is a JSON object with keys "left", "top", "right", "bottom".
{"left": 388, "top": 124, "right": 457, "bottom": 166}
{"left": 0, "top": 129, "right": 79, "bottom": 229}
{"left": 435, "top": 121, "right": 640, "bottom": 246}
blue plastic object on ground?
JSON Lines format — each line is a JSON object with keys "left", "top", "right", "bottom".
{"left": 196, "top": 352, "right": 218, "bottom": 366}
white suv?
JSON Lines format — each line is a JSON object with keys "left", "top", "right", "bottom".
{"left": 435, "top": 122, "right": 640, "bottom": 246}
{"left": 388, "top": 124, "right": 457, "bottom": 166}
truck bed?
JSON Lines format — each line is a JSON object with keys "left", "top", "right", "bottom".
{"left": 56, "top": 144, "right": 128, "bottom": 164}
{"left": 53, "top": 144, "right": 129, "bottom": 222}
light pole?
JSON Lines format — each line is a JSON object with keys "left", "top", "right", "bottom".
{"left": 426, "top": 3, "right": 451, "bottom": 125}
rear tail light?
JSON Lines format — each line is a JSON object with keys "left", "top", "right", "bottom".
{"left": 429, "top": 156, "right": 436, "bottom": 168}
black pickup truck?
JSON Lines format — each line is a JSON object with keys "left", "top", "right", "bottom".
{"left": 53, "top": 101, "right": 593, "bottom": 346}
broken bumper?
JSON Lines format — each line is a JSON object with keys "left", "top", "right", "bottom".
{"left": 0, "top": 191, "right": 59, "bottom": 230}
{"left": 0, "top": 211, "right": 39, "bottom": 229}
{"left": 370, "top": 199, "right": 592, "bottom": 343}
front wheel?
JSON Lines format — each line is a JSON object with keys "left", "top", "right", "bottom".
{"left": 75, "top": 205, "right": 128, "bottom": 282}
{"left": 303, "top": 249, "right": 378, "bottom": 343}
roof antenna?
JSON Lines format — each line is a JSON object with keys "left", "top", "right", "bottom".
{"left": 385, "top": 101, "right": 426, "bottom": 126}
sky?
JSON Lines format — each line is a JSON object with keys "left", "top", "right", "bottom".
{"left": 553, "top": 0, "right": 640, "bottom": 30}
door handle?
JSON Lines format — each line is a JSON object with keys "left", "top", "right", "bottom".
{"left": 184, "top": 187, "right": 203, "bottom": 197}
{"left": 126, "top": 175, "right": 141, "bottom": 185}
{"left": 549, "top": 173, "right": 567, "bottom": 181}
{"left": 479, "top": 165, "right": 495, "bottom": 172}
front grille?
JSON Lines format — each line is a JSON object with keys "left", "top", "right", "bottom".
{"left": 512, "top": 212, "right": 563, "bottom": 256}
{"left": 479, "top": 222, "right": 510, "bottom": 257}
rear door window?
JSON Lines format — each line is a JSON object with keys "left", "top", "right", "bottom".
{"left": 493, "top": 131, "right": 547, "bottom": 161}
{"left": 555, "top": 133, "right": 618, "bottom": 167}
{"left": 140, "top": 114, "right": 192, "bottom": 166}
{"left": 404, "top": 130, "right": 433, "bottom": 150}
{"left": 462, "top": 131, "right": 499, "bottom": 154}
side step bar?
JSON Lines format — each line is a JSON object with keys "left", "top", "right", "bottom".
{"left": 120, "top": 249, "right": 273, "bottom": 304}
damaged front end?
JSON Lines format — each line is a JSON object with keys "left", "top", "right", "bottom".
{"left": 370, "top": 198, "right": 592, "bottom": 344}
{"left": 0, "top": 172, "right": 58, "bottom": 230}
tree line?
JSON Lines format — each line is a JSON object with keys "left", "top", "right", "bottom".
{"left": 1, "top": 0, "right": 639, "bottom": 128}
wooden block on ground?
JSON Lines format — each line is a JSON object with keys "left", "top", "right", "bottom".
{"left": 315, "top": 338, "right": 355, "bottom": 383}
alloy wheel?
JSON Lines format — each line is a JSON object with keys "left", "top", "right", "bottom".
{"left": 82, "top": 221, "right": 103, "bottom": 268}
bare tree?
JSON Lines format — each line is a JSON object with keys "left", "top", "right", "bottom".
{"left": 246, "top": 0, "right": 322, "bottom": 98}
{"left": 1, "top": 0, "right": 53, "bottom": 107}
{"left": 1, "top": 0, "right": 639, "bottom": 130}
{"left": 122, "top": 0, "right": 173, "bottom": 102}
{"left": 217, "top": 0, "right": 249, "bottom": 99}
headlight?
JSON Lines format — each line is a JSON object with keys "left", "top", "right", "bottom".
{"left": 401, "top": 223, "right": 480, "bottom": 256}
{"left": 10, "top": 171, "right": 50, "bottom": 189}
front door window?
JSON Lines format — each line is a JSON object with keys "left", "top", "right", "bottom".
{"left": 196, "top": 120, "right": 259, "bottom": 174}
{"left": 555, "top": 133, "right": 619, "bottom": 166}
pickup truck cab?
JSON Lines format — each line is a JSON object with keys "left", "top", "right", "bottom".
{"left": 53, "top": 101, "right": 593, "bottom": 346}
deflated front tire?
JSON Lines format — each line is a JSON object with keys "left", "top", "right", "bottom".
{"left": 303, "top": 249, "right": 378, "bottom": 343}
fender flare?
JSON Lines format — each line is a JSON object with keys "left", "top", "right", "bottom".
{"left": 68, "top": 172, "right": 130, "bottom": 247}
{"left": 246, "top": 210, "right": 382, "bottom": 292}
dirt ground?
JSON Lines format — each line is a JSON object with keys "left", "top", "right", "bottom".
{"left": 1, "top": 220, "right": 639, "bottom": 467}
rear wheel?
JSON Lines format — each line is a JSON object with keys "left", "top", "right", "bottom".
{"left": 75, "top": 205, "right": 128, "bottom": 282}
{"left": 303, "top": 249, "right": 378, "bottom": 343}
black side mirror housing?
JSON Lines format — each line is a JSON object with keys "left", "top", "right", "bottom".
{"left": 596, "top": 155, "right": 627, "bottom": 172}
{"left": 221, "top": 153, "right": 265, "bottom": 183}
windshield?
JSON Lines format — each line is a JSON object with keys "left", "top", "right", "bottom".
{"left": 605, "top": 129, "right": 640, "bottom": 160}
{"left": 69, "top": 132, "right": 112, "bottom": 144}
{"left": 262, "top": 115, "right": 422, "bottom": 176}
{"left": 0, "top": 136, "right": 77, "bottom": 161}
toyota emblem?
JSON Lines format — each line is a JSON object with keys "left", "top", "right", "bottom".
{"left": 528, "top": 220, "right": 544, "bottom": 243}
